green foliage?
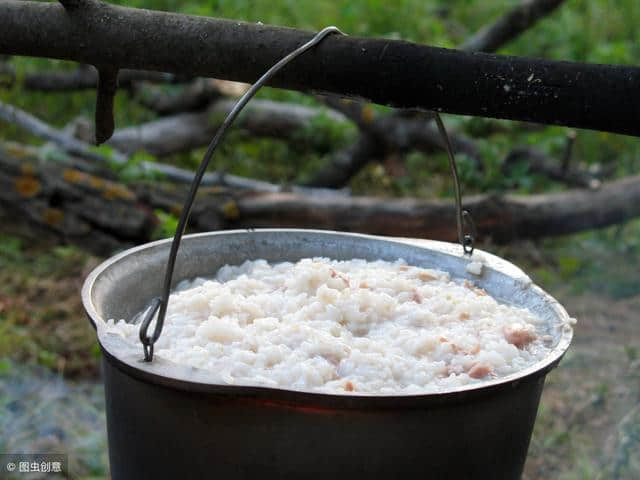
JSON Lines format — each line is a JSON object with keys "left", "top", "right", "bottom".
{"left": 624, "top": 345, "right": 638, "bottom": 362}
{"left": 527, "top": 219, "right": 640, "bottom": 299}
{"left": 105, "top": 150, "right": 167, "bottom": 182}
{"left": 0, "top": 234, "right": 24, "bottom": 263}
{"left": 292, "top": 113, "right": 356, "bottom": 155}
{"left": 151, "top": 209, "right": 179, "bottom": 240}
{"left": 0, "top": 234, "right": 96, "bottom": 374}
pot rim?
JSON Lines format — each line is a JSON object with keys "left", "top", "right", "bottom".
{"left": 82, "top": 229, "right": 573, "bottom": 406}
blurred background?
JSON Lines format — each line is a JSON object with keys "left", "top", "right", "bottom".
{"left": 1, "top": 0, "right": 639, "bottom": 478}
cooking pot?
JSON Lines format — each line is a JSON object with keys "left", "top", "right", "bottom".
{"left": 82, "top": 228, "right": 573, "bottom": 480}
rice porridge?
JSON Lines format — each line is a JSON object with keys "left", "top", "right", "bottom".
{"left": 106, "top": 258, "right": 572, "bottom": 394}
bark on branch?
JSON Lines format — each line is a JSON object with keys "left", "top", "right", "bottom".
{"left": 1, "top": 0, "right": 639, "bottom": 135}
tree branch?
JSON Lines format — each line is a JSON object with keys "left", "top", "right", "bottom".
{"left": 95, "top": 67, "right": 118, "bottom": 144}
{"left": 138, "top": 78, "right": 222, "bottom": 115}
{"left": 303, "top": 134, "right": 383, "bottom": 188}
{"left": 0, "top": 100, "right": 346, "bottom": 196}
{"left": 3, "top": 144, "right": 640, "bottom": 255}
{"left": 94, "top": 98, "right": 345, "bottom": 156}
{"left": 303, "top": 110, "right": 483, "bottom": 188}
{"left": 58, "top": 0, "right": 89, "bottom": 10}
{"left": 309, "top": 0, "right": 571, "bottom": 186}
{"left": 1, "top": 0, "right": 638, "bottom": 135}
{"left": 235, "top": 175, "right": 640, "bottom": 242}
{"left": 19, "top": 66, "right": 188, "bottom": 91}
{"left": 460, "top": 0, "right": 567, "bottom": 53}
{"left": 502, "top": 146, "right": 601, "bottom": 189}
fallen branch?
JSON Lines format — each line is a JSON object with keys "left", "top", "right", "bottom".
{"left": 19, "top": 66, "right": 187, "bottom": 91}
{"left": 304, "top": 110, "right": 483, "bottom": 188}
{"left": 303, "top": 134, "right": 383, "bottom": 188}
{"left": 2, "top": 145, "right": 639, "bottom": 255}
{"left": 503, "top": 146, "right": 601, "bottom": 189}
{"left": 2, "top": 0, "right": 638, "bottom": 136}
{"left": 311, "top": 0, "right": 570, "bottom": 187}
{"left": 0, "top": 98, "right": 117, "bottom": 164}
{"left": 234, "top": 175, "right": 640, "bottom": 242}
{"left": 137, "top": 78, "right": 222, "bottom": 115}
{"left": 97, "top": 99, "right": 345, "bottom": 156}
{"left": 460, "top": 0, "right": 567, "bottom": 53}
{"left": 0, "top": 100, "right": 346, "bottom": 196}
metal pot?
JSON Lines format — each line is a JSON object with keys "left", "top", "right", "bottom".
{"left": 82, "top": 229, "right": 572, "bottom": 480}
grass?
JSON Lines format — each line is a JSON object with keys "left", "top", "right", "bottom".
{"left": 0, "top": 233, "right": 101, "bottom": 377}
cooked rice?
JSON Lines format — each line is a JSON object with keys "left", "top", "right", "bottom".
{"left": 106, "top": 258, "right": 561, "bottom": 394}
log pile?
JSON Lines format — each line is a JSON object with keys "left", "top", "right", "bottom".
{"left": 2, "top": 145, "right": 638, "bottom": 256}
{"left": 1, "top": 0, "right": 638, "bottom": 256}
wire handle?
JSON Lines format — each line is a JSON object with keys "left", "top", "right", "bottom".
{"left": 434, "top": 113, "right": 475, "bottom": 255}
{"left": 139, "top": 26, "right": 344, "bottom": 361}
{"left": 138, "top": 27, "right": 475, "bottom": 362}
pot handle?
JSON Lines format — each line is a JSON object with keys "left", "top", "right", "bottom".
{"left": 138, "top": 27, "right": 475, "bottom": 362}
{"left": 138, "top": 26, "right": 344, "bottom": 361}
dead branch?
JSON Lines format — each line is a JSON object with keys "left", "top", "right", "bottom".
{"left": 311, "top": 0, "right": 570, "bottom": 187}
{"left": 235, "top": 175, "right": 640, "bottom": 242}
{"left": 503, "top": 146, "right": 601, "bottom": 189}
{"left": 95, "top": 67, "right": 118, "bottom": 144}
{"left": 461, "top": 0, "right": 567, "bottom": 53}
{"left": 304, "top": 111, "right": 482, "bottom": 188}
{"left": 0, "top": 100, "right": 347, "bottom": 196}
{"left": 2, "top": 145, "right": 640, "bottom": 255}
{"left": 303, "top": 134, "right": 384, "bottom": 188}
{"left": 97, "top": 99, "right": 345, "bottom": 156}
{"left": 137, "top": 78, "right": 222, "bottom": 115}
{"left": 0, "top": 99, "right": 115, "bottom": 164}
{"left": 1, "top": 0, "right": 638, "bottom": 137}
{"left": 19, "top": 66, "right": 188, "bottom": 91}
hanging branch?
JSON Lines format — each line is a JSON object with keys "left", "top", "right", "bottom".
{"left": 95, "top": 67, "right": 118, "bottom": 145}
{"left": 561, "top": 130, "right": 577, "bottom": 174}
{"left": 1, "top": 0, "right": 639, "bottom": 138}
{"left": 58, "top": 0, "right": 88, "bottom": 9}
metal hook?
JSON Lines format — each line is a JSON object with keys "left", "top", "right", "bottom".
{"left": 433, "top": 112, "right": 475, "bottom": 256}
{"left": 138, "top": 26, "right": 345, "bottom": 362}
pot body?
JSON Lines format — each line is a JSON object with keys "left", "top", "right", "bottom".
{"left": 83, "top": 229, "right": 573, "bottom": 480}
{"left": 103, "top": 353, "right": 545, "bottom": 480}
